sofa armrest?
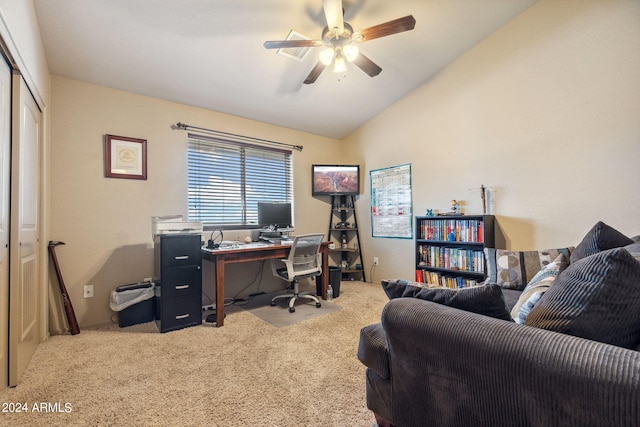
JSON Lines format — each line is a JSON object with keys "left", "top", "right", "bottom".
{"left": 376, "top": 297, "right": 640, "bottom": 427}
{"left": 357, "top": 323, "right": 390, "bottom": 379}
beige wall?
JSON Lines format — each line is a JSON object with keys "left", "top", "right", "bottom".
{"left": 345, "top": 0, "right": 640, "bottom": 283}
{"left": 48, "top": 0, "right": 640, "bottom": 328}
{"left": 49, "top": 76, "right": 341, "bottom": 328}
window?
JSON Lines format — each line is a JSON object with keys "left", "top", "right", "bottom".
{"left": 187, "top": 134, "right": 293, "bottom": 228}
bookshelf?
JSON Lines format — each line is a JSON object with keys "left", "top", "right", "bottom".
{"left": 328, "top": 195, "right": 365, "bottom": 282}
{"left": 415, "top": 215, "right": 495, "bottom": 288}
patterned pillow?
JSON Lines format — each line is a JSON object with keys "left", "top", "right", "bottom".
{"left": 484, "top": 247, "right": 573, "bottom": 291}
{"left": 512, "top": 292, "right": 544, "bottom": 324}
{"left": 526, "top": 248, "right": 640, "bottom": 349}
{"left": 510, "top": 253, "right": 568, "bottom": 323}
{"left": 380, "top": 279, "right": 512, "bottom": 321}
{"left": 570, "top": 221, "right": 633, "bottom": 263}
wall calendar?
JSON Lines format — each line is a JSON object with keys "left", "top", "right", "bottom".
{"left": 370, "top": 163, "right": 413, "bottom": 238}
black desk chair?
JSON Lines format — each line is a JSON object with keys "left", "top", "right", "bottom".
{"left": 270, "top": 233, "right": 324, "bottom": 313}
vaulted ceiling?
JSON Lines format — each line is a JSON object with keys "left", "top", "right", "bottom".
{"left": 34, "top": 0, "right": 535, "bottom": 139}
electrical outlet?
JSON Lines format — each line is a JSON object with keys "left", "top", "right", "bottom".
{"left": 373, "top": 257, "right": 379, "bottom": 266}
{"left": 83, "top": 285, "right": 94, "bottom": 298}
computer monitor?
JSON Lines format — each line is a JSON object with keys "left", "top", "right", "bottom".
{"left": 257, "top": 202, "right": 292, "bottom": 229}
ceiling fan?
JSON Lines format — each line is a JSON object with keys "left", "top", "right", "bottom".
{"left": 263, "top": 0, "right": 416, "bottom": 84}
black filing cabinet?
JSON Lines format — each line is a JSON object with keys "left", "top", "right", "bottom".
{"left": 154, "top": 234, "right": 202, "bottom": 332}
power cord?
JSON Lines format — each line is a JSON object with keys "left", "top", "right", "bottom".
{"left": 231, "top": 260, "right": 267, "bottom": 305}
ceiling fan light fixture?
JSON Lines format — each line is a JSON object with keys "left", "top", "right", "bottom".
{"left": 333, "top": 54, "right": 347, "bottom": 73}
{"left": 319, "top": 47, "right": 335, "bottom": 66}
{"left": 343, "top": 44, "right": 359, "bottom": 62}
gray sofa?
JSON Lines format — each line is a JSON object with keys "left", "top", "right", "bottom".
{"left": 358, "top": 222, "right": 640, "bottom": 427}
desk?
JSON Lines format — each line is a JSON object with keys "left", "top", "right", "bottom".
{"left": 201, "top": 241, "right": 330, "bottom": 327}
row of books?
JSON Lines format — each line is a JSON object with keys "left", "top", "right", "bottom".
{"left": 418, "top": 219, "right": 484, "bottom": 243}
{"left": 417, "top": 245, "right": 486, "bottom": 273}
{"left": 415, "top": 269, "right": 481, "bottom": 288}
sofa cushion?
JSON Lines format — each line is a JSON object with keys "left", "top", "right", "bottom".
{"left": 501, "top": 288, "right": 523, "bottom": 311}
{"left": 526, "top": 247, "right": 640, "bottom": 349}
{"left": 484, "top": 247, "right": 573, "bottom": 291}
{"left": 570, "top": 221, "right": 633, "bottom": 263}
{"left": 381, "top": 279, "right": 512, "bottom": 321}
{"left": 510, "top": 253, "right": 568, "bottom": 323}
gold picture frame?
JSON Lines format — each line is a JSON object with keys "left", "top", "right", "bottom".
{"left": 104, "top": 134, "right": 147, "bottom": 180}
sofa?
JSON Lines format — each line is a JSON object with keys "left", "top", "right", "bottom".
{"left": 357, "top": 222, "right": 640, "bottom": 427}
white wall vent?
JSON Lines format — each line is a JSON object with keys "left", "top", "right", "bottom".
{"left": 276, "top": 30, "right": 313, "bottom": 62}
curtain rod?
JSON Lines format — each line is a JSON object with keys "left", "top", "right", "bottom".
{"left": 175, "top": 122, "right": 303, "bottom": 152}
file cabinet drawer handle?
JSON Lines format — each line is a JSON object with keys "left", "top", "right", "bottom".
{"left": 175, "top": 314, "right": 190, "bottom": 320}
{"left": 174, "top": 255, "right": 189, "bottom": 260}
{"left": 175, "top": 284, "right": 190, "bottom": 290}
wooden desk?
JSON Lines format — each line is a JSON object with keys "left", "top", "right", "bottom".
{"left": 201, "top": 241, "right": 330, "bottom": 327}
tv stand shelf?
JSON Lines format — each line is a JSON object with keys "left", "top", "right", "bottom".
{"left": 327, "top": 195, "right": 365, "bottom": 282}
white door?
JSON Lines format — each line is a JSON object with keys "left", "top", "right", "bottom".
{"left": 0, "top": 53, "right": 11, "bottom": 388}
{"left": 8, "top": 72, "right": 42, "bottom": 387}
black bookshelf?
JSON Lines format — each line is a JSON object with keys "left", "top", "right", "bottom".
{"left": 415, "top": 215, "right": 495, "bottom": 288}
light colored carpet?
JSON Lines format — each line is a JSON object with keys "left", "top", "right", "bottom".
{"left": 0, "top": 280, "right": 389, "bottom": 426}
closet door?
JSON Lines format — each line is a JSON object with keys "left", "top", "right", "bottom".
{"left": 0, "top": 54, "right": 10, "bottom": 388}
{"left": 8, "top": 72, "right": 42, "bottom": 386}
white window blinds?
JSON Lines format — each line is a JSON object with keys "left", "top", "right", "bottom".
{"left": 187, "top": 134, "right": 293, "bottom": 228}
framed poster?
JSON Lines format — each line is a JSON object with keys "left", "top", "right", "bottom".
{"left": 370, "top": 163, "right": 413, "bottom": 238}
{"left": 104, "top": 134, "right": 147, "bottom": 180}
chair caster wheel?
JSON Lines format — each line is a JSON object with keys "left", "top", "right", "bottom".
{"left": 270, "top": 301, "right": 276, "bottom": 306}
{"left": 289, "top": 307, "right": 295, "bottom": 313}
{"left": 316, "top": 302, "right": 321, "bottom": 308}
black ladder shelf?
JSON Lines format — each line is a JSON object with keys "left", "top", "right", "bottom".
{"left": 328, "top": 195, "right": 365, "bottom": 282}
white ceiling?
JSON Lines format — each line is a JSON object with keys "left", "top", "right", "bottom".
{"left": 33, "top": 0, "right": 535, "bottom": 139}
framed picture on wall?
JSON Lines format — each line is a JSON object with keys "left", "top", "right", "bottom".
{"left": 104, "top": 134, "right": 147, "bottom": 180}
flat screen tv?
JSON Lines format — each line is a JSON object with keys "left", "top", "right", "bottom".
{"left": 312, "top": 164, "right": 360, "bottom": 196}
{"left": 257, "top": 202, "right": 292, "bottom": 229}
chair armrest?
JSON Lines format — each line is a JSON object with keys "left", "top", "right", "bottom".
{"left": 270, "top": 257, "right": 296, "bottom": 282}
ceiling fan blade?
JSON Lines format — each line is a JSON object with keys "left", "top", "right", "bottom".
{"left": 355, "top": 15, "right": 416, "bottom": 42}
{"left": 264, "top": 40, "right": 322, "bottom": 49}
{"left": 322, "top": 0, "right": 344, "bottom": 35}
{"left": 303, "top": 62, "right": 326, "bottom": 84}
{"left": 352, "top": 53, "right": 382, "bottom": 78}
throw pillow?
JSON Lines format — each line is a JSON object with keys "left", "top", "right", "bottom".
{"left": 381, "top": 279, "right": 512, "bottom": 321}
{"left": 625, "top": 242, "right": 640, "bottom": 259}
{"left": 512, "top": 292, "right": 543, "bottom": 325}
{"left": 570, "top": 221, "right": 633, "bottom": 263}
{"left": 510, "top": 253, "right": 568, "bottom": 323}
{"left": 525, "top": 248, "right": 640, "bottom": 349}
{"left": 484, "top": 247, "right": 573, "bottom": 291}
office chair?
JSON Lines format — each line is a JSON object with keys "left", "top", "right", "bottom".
{"left": 270, "top": 233, "right": 325, "bottom": 313}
